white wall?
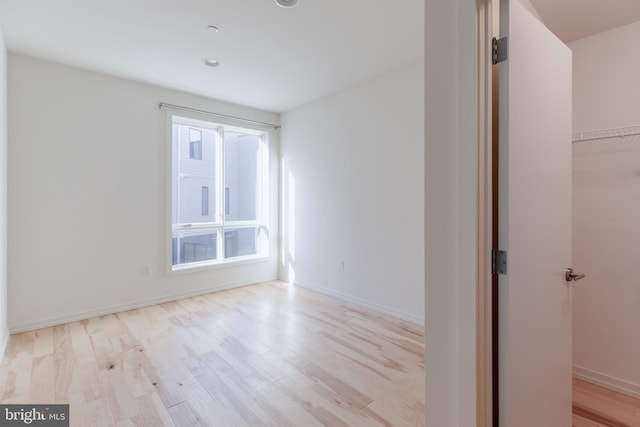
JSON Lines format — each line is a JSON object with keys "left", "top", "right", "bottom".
{"left": 424, "top": 0, "right": 478, "bottom": 424}
{"left": 572, "top": 21, "right": 640, "bottom": 133}
{"left": 571, "top": 20, "right": 640, "bottom": 397}
{"left": 279, "top": 61, "right": 424, "bottom": 324}
{"left": 0, "top": 27, "right": 9, "bottom": 355}
{"left": 7, "top": 53, "right": 279, "bottom": 332}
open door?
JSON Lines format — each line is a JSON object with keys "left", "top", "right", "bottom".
{"left": 497, "top": 1, "right": 573, "bottom": 425}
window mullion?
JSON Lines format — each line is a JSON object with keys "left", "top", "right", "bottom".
{"left": 223, "top": 220, "right": 261, "bottom": 228}
{"left": 173, "top": 223, "right": 219, "bottom": 231}
{"left": 217, "top": 127, "right": 225, "bottom": 260}
{"left": 259, "top": 135, "right": 266, "bottom": 225}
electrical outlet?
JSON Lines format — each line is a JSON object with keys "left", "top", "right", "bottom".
{"left": 142, "top": 265, "right": 151, "bottom": 276}
{"left": 338, "top": 259, "right": 344, "bottom": 271}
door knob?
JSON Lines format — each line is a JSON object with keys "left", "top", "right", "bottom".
{"left": 565, "top": 268, "right": 585, "bottom": 282}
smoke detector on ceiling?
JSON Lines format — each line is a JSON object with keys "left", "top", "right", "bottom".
{"left": 275, "top": 0, "right": 298, "bottom": 7}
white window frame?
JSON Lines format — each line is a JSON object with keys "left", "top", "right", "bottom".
{"left": 168, "top": 113, "right": 269, "bottom": 272}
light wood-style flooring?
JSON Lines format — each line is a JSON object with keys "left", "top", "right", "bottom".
{"left": 573, "top": 377, "right": 640, "bottom": 427}
{"left": 0, "top": 281, "right": 425, "bottom": 426}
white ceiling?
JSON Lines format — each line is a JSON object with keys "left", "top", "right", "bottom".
{"left": 0, "top": 0, "right": 423, "bottom": 113}
{"left": 530, "top": 0, "right": 640, "bottom": 43}
{"left": 0, "top": 1, "right": 638, "bottom": 113}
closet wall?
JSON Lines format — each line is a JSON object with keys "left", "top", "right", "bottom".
{"left": 571, "top": 20, "right": 640, "bottom": 397}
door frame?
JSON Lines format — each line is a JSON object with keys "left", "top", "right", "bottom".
{"left": 424, "top": 0, "right": 495, "bottom": 424}
{"left": 476, "top": 0, "right": 498, "bottom": 425}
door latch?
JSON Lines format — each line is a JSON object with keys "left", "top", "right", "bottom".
{"left": 565, "top": 268, "right": 585, "bottom": 282}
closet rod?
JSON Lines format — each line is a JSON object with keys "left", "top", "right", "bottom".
{"left": 572, "top": 125, "right": 640, "bottom": 143}
{"left": 158, "top": 102, "right": 281, "bottom": 130}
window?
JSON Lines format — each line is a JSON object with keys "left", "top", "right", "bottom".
{"left": 189, "top": 128, "right": 202, "bottom": 160}
{"left": 171, "top": 115, "right": 268, "bottom": 270}
{"left": 225, "top": 187, "right": 230, "bottom": 215}
{"left": 201, "top": 186, "right": 209, "bottom": 216}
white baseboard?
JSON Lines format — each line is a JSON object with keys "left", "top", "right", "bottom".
{"left": 294, "top": 280, "right": 425, "bottom": 326}
{"left": 573, "top": 365, "right": 640, "bottom": 399}
{"left": 9, "top": 276, "right": 277, "bottom": 334}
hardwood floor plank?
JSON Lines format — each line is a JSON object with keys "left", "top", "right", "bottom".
{"left": 122, "top": 350, "right": 155, "bottom": 399}
{"left": 365, "top": 398, "right": 424, "bottom": 427}
{"left": 213, "top": 370, "right": 296, "bottom": 427}
{"left": 106, "top": 374, "right": 140, "bottom": 422}
{"left": 84, "top": 396, "right": 116, "bottom": 427}
{"left": 152, "top": 366, "right": 202, "bottom": 409}
{"left": 171, "top": 377, "right": 238, "bottom": 426}
{"left": 305, "top": 362, "right": 374, "bottom": 410}
{"left": 89, "top": 328, "right": 111, "bottom": 350}
{"left": 28, "top": 354, "right": 54, "bottom": 403}
{"left": 32, "top": 328, "right": 54, "bottom": 358}
{"left": 573, "top": 413, "right": 610, "bottom": 427}
{"left": 133, "top": 392, "right": 176, "bottom": 427}
{"left": 78, "top": 355, "right": 105, "bottom": 403}
{"left": 573, "top": 377, "right": 640, "bottom": 427}
{"left": 573, "top": 402, "right": 630, "bottom": 427}
{"left": 296, "top": 382, "right": 384, "bottom": 426}
{"left": 68, "top": 391, "right": 86, "bottom": 426}
{"left": 2, "top": 353, "right": 32, "bottom": 400}
{"left": 318, "top": 330, "right": 407, "bottom": 375}
{"left": 243, "top": 372, "right": 324, "bottom": 427}
{"left": 0, "top": 281, "right": 425, "bottom": 426}
{"left": 183, "top": 357, "right": 260, "bottom": 426}
{"left": 260, "top": 350, "right": 315, "bottom": 390}
{"left": 167, "top": 401, "right": 205, "bottom": 427}
{"left": 53, "top": 324, "right": 75, "bottom": 402}
{"left": 309, "top": 405, "right": 352, "bottom": 427}
{"left": 70, "top": 321, "right": 94, "bottom": 357}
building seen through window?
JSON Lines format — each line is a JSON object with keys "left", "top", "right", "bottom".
{"left": 170, "top": 116, "right": 266, "bottom": 268}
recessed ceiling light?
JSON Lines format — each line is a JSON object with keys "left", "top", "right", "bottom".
{"left": 275, "top": 0, "right": 298, "bottom": 8}
{"left": 207, "top": 25, "right": 219, "bottom": 33}
{"left": 203, "top": 58, "right": 220, "bottom": 67}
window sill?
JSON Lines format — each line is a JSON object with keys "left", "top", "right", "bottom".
{"left": 169, "top": 255, "right": 271, "bottom": 276}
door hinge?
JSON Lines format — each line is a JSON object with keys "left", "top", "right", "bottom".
{"left": 492, "top": 37, "right": 508, "bottom": 64}
{"left": 492, "top": 249, "right": 507, "bottom": 275}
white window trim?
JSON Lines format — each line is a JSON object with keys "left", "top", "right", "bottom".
{"left": 166, "top": 112, "right": 270, "bottom": 274}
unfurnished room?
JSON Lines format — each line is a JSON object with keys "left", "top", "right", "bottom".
{"left": 3, "top": 0, "right": 640, "bottom": 426}
{"left": 0, "top": 0, "right": 425, "bottom": 425}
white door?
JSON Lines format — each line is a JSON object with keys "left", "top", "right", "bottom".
{"left": 498, "top": 1, "right": 573, "bottom": 426}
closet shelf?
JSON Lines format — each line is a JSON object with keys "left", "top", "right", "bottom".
{"left": 573, "top": 125, "right": 640, "bottom": 143}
